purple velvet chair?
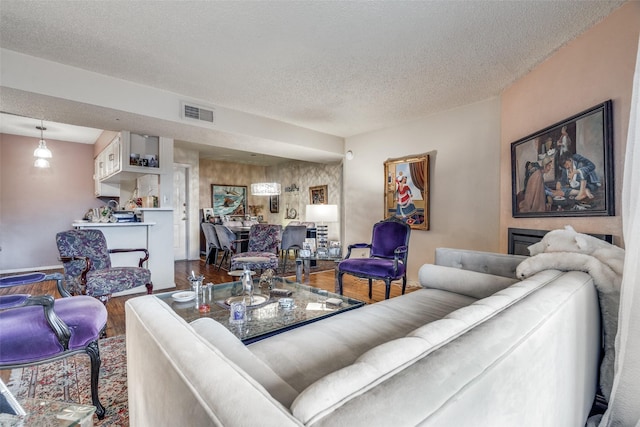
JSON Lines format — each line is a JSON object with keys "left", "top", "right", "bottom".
{"left": 337, "top": 217, "right": 411, "bottom": 300}
{"left": 0, "top": 272, "right": 107, "bottom": 419}
{"left": 230, "top": 224, "right": 282, "bottom": 272}
{"left": 55, "top": 229, "right": 153, "bottom": 303}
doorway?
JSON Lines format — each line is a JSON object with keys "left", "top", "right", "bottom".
{"left": 173, "top": 164, "right": 189, "bottom": 260}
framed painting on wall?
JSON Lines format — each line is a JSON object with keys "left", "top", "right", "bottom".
{"left": 211, "top": 184, "right": 247, "bottom": 217}
{"left": 309, "top": 185, "right": 328, "bottom": 204}
{"left": 270, "top": 195, "right": 279, "bottom": 213}
{"left": 511, "top": 100, "right": 614, "bottom": 217}
{"left": 384, "top": 154, "right": 430, "bottom": 230}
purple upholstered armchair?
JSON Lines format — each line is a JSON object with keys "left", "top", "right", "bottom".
{"left": 337, "top": 217, "right": 411, "bottom": 300}
{"left": 230, "top": 224, "right": 282, "bottom": 272}
{"left": 0, "top": 272, "right": 107, "bottom": 419}
{"left": 56, "top": 229, "right": 153, "bottom": 304}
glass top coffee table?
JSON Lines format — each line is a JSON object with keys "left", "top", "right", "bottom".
{"left": 156, "top": 277, "right": 364, "bottom": 344}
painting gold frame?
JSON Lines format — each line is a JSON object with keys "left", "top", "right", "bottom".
{"left": 384, "top": 154, "right": 430, "bottom": 230}
{"left": 309, "top": 185, "right": 328, "bottom": 204}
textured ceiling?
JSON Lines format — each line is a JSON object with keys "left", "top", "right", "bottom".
{"left": 0, "top": 1, "right": 626, "bottom": 159}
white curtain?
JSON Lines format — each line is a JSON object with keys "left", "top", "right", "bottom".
{"left": 600, "top": 36, "right": 640, "bottom": 427}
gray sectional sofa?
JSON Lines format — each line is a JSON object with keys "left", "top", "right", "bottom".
{"left": 125, "top": 248, "right": 601, "bottom": 426}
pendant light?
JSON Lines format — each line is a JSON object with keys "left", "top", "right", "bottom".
{"left": 33, "top": 120, "right": 52, "bottom": 168}
{"left": 250, "top": 182, "right": 281, "bottom": 196}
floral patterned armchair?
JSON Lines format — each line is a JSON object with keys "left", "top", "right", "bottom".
{"left": 230, "top": 224, "right": 282, "bottom": 272}
{"left": 55, "top": 229, "right": 153, "bottom": 303}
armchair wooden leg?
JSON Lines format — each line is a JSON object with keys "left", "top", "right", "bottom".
{"left": 145, "top": 282, "right": 153, "bottom": 294}
{"left": 85, "top": 340, "right": 106, "bottom": 420}
{"left": 384, "top": 279, "right": 391, "bottom": 300}
{"left": 368, "top": 279, "right": 373, "bottom": 299}
{"left": 337, "top": 271, "right": 345, "bottom": 295}
{"left": 402, "top": 276, "right": 407, "bottom": 295}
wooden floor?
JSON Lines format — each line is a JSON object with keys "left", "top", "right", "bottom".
{"left": 1, "top": 258, "right": 415, "bottom": 337}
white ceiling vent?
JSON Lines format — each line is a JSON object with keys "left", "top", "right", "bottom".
{"left": 181, "top": 102, "right": 215, "bottom": 123}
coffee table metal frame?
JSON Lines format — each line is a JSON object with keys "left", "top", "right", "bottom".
{"left": 156, "top": 276, "right": 364, "bottom": 344}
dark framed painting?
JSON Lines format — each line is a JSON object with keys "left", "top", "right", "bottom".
{"left": 384, "top": 154, "right": 430, "bottom": 230}
{"left": 309, "top": 185, "right": 328, "bottom": 204}
{"left": 211, "top": 184, "right": 247, "bottom": 217}
{"left": 269, "top": 195, "right": 279, "bottom": 213}
{"left": 511, "top": 100, "right": 614, "bottom": 217}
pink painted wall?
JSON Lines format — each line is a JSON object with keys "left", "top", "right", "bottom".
{"left": 0, "top": 133, "right": 99, "bottom": 271}
{"left": 500, "top": 2, "right": 640, "bottom": 250}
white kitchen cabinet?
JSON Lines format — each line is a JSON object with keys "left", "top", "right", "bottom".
{"left": 94, "top": 152, "right": 120, "bottom": 197}
{"left": 94, "top": 131, "right": 173, "bottom": 204}
{"left": 98, "top": 131, "right": 172, "bottom": 183}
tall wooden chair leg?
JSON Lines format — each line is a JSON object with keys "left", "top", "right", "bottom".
{"left": 86, "top": 340, "right": 106, "bottom": 420}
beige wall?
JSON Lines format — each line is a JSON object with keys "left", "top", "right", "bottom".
{"left": 0, "top": 133, "right": 98, "bottom": 271}
{"left": 196, "top": 158, "right": 343, "bottom": 255}
{"left": 266, "top": 161, "right": 343, "bottom": 241}
{"left": 500, "top": 2, "right": 640, "bottom": 250}
{"left": 198, "top": 159, "right": 267, "bottom": 214}
{"left": 344, "top": 97, "right": 502, "bottom": 283}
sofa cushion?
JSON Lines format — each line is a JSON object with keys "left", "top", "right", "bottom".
{"left": 291, "top": 269, "right": 563, "bottom": 424}
{"left": 419, "top": 263, "right": 519, "bottom": 299}
{"left": 249, "top": 288, "right": 477, "bottom": 393}
{"left": 191, "top": 318, "right": 299, "bottom": 407}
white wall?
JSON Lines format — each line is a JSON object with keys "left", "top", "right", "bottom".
{"left": 174, "top": 146, "right": 201, "bottom": 260}
{"left": 344, "top": 97, "right": 501, "bottom": 283}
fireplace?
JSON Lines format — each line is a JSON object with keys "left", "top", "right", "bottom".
{"left": 507, "top": 228, "right": 613, "bottom": 256}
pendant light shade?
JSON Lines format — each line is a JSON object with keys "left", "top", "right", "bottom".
{"left": 33, "top": 139, "right": 52, "bottom": 158}
{"left": 251, "top": 182, "right": 281, "bottom": 196}
{"left": 33, "top": 120, "right": 52, "bottom": 167}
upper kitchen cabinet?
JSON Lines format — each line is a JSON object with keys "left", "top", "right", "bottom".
{"left": 97, "top": 131, "right": 172, "bottom": 184}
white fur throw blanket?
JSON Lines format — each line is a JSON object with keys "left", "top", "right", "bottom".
{"left": 515, "top": 226, "right": 624, "bottom": 403}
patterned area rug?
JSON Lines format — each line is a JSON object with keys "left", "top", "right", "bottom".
{"left": 6, "top": 335, "right": 128, "bottom": 426}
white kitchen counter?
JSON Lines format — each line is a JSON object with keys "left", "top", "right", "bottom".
{"left": 72, "top": 221, "right": 156, "bottom": 227}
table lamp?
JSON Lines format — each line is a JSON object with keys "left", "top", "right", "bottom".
{"left": 305, "top": 204, "right": 338, "bottom": 254}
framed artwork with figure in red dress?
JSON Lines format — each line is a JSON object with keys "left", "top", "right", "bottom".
{"left": 384, "top": 154, "right": 430, "bottom": 230}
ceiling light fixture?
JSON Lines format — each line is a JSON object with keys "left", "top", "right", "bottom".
{"left": 33, "top": 120, "right": 52, "bottom": 168}
{"left": 250, "top": 182, "right": 281, "bottom": 196}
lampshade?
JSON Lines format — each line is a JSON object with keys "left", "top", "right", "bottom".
{"left": 33, "top": 139, "right": 52, "bottom": 158}
{"left": 305, "top": 204, "right": 338, "bottom": 223}
{"left": 251, "top": 182, "right": 281, "bottom": 196}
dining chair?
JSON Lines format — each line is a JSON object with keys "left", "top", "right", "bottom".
{"left": 201, "top": 222, "right": 221, "bottom": 265}
{"left": 214, "top": 224, "right": 247, "bottom": 270}
{"left": 280, "top": 225, "right": 307, "bottom": 274}
{"left": 55, "top": 229, "right": 153, "bottom": 304}
{"left": 230, "top": 224, "right": 282, "bottom": 272}
{"left": 337, "top": 217, "right": 411, "bottom": 300}
{"left": 0, "top": 272, "right": 107, "bottom": 419}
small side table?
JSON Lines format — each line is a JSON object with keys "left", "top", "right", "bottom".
{"left": 295, "top": 256, "right": 341, "bottom": 284}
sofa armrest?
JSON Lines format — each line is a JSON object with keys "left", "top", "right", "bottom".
{"left": 434, "top": 248, "right": 527, "bottom": 279}
{"left": 418, "top": 264, "right": 519, "bottom": 299}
